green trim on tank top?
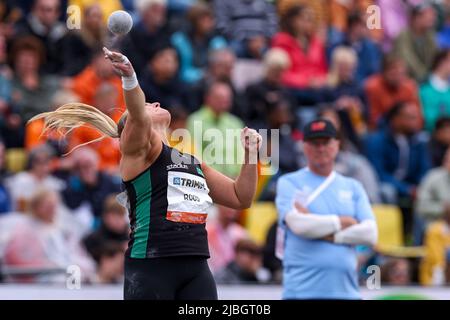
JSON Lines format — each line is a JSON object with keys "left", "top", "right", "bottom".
{"left": 130, "top": 169, "right": 152, "bottom": 258}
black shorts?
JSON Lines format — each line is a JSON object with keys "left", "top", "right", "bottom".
{"left": 124, "top": 255, "right": 218, "bottom": 300}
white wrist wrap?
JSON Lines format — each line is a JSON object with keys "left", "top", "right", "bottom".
{"left": 122, "top": 72, "right": 138, "bottom": 91}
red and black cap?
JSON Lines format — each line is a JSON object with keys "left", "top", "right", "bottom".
{"left": 303, "top": 119, "right": 338, "bottom": 141}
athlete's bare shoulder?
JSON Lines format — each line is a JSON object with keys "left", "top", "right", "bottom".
{"left": 120, "top": 138, "right": 163, "bottom": 181}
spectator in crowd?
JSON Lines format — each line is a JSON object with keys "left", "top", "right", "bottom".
{"left": 206, "top": 205, "right": 249, "bottom": 274}
{"left": 244, "top": 48, "right": 293, "bottom": 127}
{"left": 61, "top": 147, "right": 121, "bottom": 227}
{"left": 265, "top": 99, "right": 301, "bottom": 174}
{"left": 277, "top": 0, "right": 328, "bottom": 37}
{"left": 139, "top": 44, "right": 189, "bottom": 111}
{"left": 429, "top": 117, "right": 450, "bottom": 167}
{"left": 258, "top": 99, "right": 302, "bottom": 201}
{"left": 214, "top": 0, "right": 277, "bottom": 59}
{"left": 327, "top": 0, "right": 382, "bottom": 43}
{"left": 25, "top": 89, "right": 79, "bottom": 153}
{"left": 378, "top": 0, "right": 422, "bottom": 52}
{"left": 330, "top": 11, "right": 382, "bottom": 82}
{"left": 214, "top": 239, "right": 269, "bottom": 284}
{"left": 380, "top": 257, "right": 412, "bottom": 286}
{"left": 2, "top": 189, "right": 95, "bottom": 283}
{"left": 416, "top": 148, "right": 450, "bottom": 225}
{"left": 5, "top": 144, "right": 65, "bottom": 212}
{"left": 271, "top": 4, "right": 327, "bottom": 90}
{"left": 420, "top": 202, "right": 450, "bottom": 286}
{"left": 70, "top": 50, "right": 125, "bottom": 112}
{"left": 68, "top": 0, "right": 123, "bottom": 23}
{"left": 83, "top": 194, "right": 128, "bottom": 262}
{"left": 0, "top": 139, "right": 11, "bottom": 214}
{"left": 69, "top": 83, "right": 121, "bottom": 173}
{"left": 171, "top": 2, "right": 227, "bottom": 84}
{"left": 61, "top": 4, "right": 108, "bottom": 76}
{"left": 187, "top": 81, "right": 244, "bottom": 178}
{"left": 188, "top": 48, "right": 244, "bottom": 116}
{"left": 10, "top": 36, "right": 60, "bottom": 129}
{"left": 120, "top": 0, "right": 171, "bottom": 75}
{"left": 14, "top": 0, "right": 67, "bottom": 74}
{"left": 393, "top": 2, "right": 438, "bottom": 82}
{"left": 90, "top": 242, "right": 125, "bottom": 284}
{"left": 365, "top": 101, "right": 430, "bottom": 206}
{"left": 325, "top": 46, "right": 367, "bottom": 137}
{"left": 420, "top": 50, "right": 450, "bottom": 132}
{"left": 319, "top": 107, "right": 381, "bottom": 204}
{"left": 364, "top": 54, "right": 421, "bottom": 129}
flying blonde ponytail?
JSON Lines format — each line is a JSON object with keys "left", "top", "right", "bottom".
{"left": 28, "top": 102, "right": 122, "bottom": 155}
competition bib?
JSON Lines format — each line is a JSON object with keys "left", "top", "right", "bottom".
{"left": 166, "top": 171, "right": 213, "bottom": 224}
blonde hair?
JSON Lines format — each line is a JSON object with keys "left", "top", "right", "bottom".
{"left": 263, "top": 48, "right": 291, "bottom": 74}
{"left": 28, "top": 102, "right": 123, "bottom": 154}
{"left": 28, "top": 188, "right": 59, "bottom": 215}
{"left": 327, "top": 46, "right": 357, "bottom": 87}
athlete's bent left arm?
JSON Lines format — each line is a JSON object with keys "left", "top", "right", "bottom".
{"left": 202, "top": 127, "right": 261, "bottom": 210}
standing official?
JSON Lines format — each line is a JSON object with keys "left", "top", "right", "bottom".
{"left": 275, "top": 119, "right": 378, "bottom": 299}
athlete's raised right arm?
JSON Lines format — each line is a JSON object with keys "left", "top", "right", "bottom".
{"left": 103, "top": 47, "right": 152, "bottom": 156}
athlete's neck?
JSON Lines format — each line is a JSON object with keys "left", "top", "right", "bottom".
{"left": 154, "top": 126, "right": 169, "bottom": 145}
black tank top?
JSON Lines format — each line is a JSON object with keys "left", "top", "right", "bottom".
{"left": 123, "top": 143, "right": 213, "bottom": 259}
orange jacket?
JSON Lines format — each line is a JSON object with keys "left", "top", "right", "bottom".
{"left": 71, "top": 65, "right": 125, "bottom": 116}
{"left": 69, "top": 112, "right": 122, "bottom": 173}
{"left": 365, "top": 74, "right": 421, "bottom": 129}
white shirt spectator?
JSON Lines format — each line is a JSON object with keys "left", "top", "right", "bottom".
{"left": 5, "top": 172, "right": 65, "bottom": 211}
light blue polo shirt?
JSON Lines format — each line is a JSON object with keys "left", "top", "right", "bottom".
{"left": 275, "top": 168, "right": 375, "bottom": 300}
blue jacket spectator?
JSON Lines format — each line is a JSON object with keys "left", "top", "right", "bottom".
{"left": 365, "top": 102, "right": 431, "bottom": 199}
{"left": 139, "top": 45, "right": 189, "bottom": 110}
{"left": 171, "top": 2, "right": 226, "bottom": 84}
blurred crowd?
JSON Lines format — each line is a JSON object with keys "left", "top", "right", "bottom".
{"left": 0, "top": 0, "right": 449, "bottom": 288}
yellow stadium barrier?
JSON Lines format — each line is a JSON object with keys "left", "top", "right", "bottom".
{"left": 244, "top": 202, "right": 278, "bottom": 245}
{"left": 373, "top": 204, "right": 425, "bottom": 258}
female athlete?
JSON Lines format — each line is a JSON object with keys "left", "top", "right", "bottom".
{"left": 29, "top": 48, "right": 261, "bottom": 300}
